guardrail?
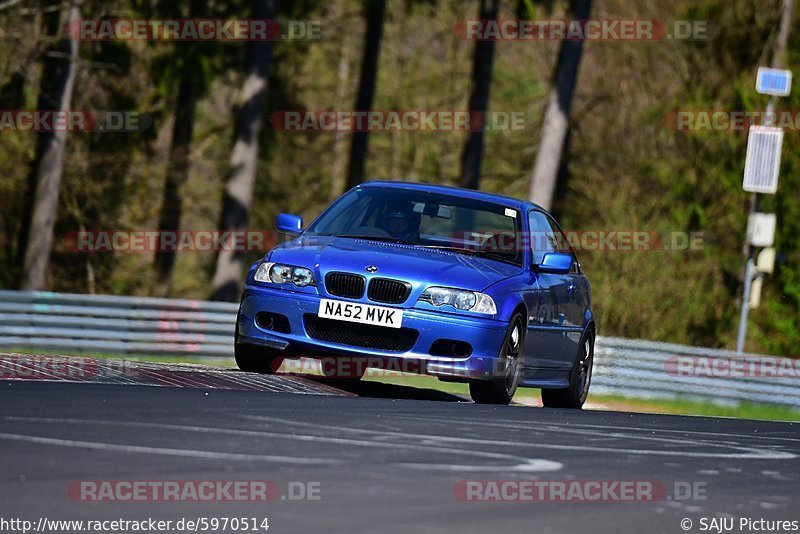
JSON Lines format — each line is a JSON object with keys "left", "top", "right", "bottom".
{"left": 592, "top": 338, "right": 800, "bottom": 409}
{"left": 0, "top": 290, "right": 237, "bottom": 358}
{"left": 1, "top": 290, "right": 798, "bottom": 408}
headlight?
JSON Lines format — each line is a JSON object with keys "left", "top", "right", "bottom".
{"left": 419, "top": 287, "right": 497, "bottom": 315}
{"left": 254, "top": 262, "right": 315, "bottom": 287}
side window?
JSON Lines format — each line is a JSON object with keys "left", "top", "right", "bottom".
{"left": 527, "top": 211, "right": 559, "bottom": 264}
{"left": 543, "top": 213, "right": 580, "bottom": 274}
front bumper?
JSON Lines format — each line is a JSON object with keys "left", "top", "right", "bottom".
{"left": 237, "top": 285, "right": 508, "bottom": 380}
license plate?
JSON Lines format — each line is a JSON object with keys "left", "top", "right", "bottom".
{"left": 318, "top": 299, "right": 403, "bottom": 329}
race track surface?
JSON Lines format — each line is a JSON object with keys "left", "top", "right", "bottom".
{"left": 0, "top": 355, "right": 798, "bottom": 534}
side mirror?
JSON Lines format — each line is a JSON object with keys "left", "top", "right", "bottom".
{"left": 276, "top": 213, "right": 303, "bottom": 236}
{"left": 535, "top": 252, "right": 572, "bottom": 274}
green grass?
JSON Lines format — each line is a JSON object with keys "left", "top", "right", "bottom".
{"left": 587, "top": 393, "right": 800, "bottom": 422}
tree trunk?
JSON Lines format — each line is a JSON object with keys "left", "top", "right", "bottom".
{"left": 772, "top": 0, "right": 794, "bottom": 69}
{"left": 210, "top": 0, "right": 279, "bottom": 302}
{"left": 330, "top": 0, "right": 354, "bottom": 201}
{"left": 527, "top": 0, "right": 592, "bottom": 210}
{"left": 153, "top": 0, "right": 207, "bottom": 291}
{"left": 345, "top": 0, "right": 387, "bottom": 190}
{"left": 459, "top": 0, "right": 499, "bottom": 190}
{"left": 18, "top": 1, "right": 80, "bottom": 291}
{"left": 154, "top": 78, "right": 198, "bottom": 290}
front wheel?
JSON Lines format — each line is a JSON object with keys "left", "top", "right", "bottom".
{"left": 541, "top": 331, "right": 594, "bottom": 409}
{"left": 469, "top": 314, "right": 524, "bottom": 405}
{"left": 234, "top": 326, "right": 283, "bottom": 374}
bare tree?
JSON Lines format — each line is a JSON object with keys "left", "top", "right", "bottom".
{"left": 154, "top": 78, "right": 198, "bottom": 291}
{"left": 17, "top": 1, "right": 81, "bottom": 290}
{"left": 210, "top": 0, "right": 280, "bottom": 302}
{"left": 459, "top": 0, "right": 500, "bottom": 190}
{"left": 330, "top": 0, "right": 356, "bottom": 200}
{"left": 772, "top": 0, "right": 793, "bottom": 69}
{"left": 345, "top": 0, "right": 387, "bottom": 190}
{"left": 527, "top": 0, "right": 591, "bottom": 210}
{"left": 153, "top": 0, "right": 210, "bottom": 291}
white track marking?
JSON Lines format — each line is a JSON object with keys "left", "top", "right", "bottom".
{"left": 398, "top": 459, "right": 562, "bottom": 472}
{"left": 399, "top": 415, "right": 800, "bottom": 443}
{"left": 392, "top": 414, "right": 800, "bottom": 446}
{"left": 239, "top": 415, "right": 798, "bottom": 460}
{"left": 0, "top": 432, "right": 342, "bottom": 465}
{"left": 0, "top": 416, "right": 563, "bottom": 474}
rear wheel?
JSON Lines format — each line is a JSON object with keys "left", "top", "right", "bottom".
{"left": 541, "top": 330, "right": 594, "bottom": 409}
{"left": 234, "top": 326, "right": 283, "bottom": 374}
{"left": 469, "top": 314, "right": 524, "bottom": 405}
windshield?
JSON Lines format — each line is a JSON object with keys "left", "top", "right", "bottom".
{"left": 306, "top": 187, "right": 523, "bottom": 266}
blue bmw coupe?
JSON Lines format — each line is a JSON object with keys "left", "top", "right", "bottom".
{"left": 236, "top": 181, "right": 595, "bottom": 408}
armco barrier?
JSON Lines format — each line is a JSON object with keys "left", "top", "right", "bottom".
{"left": 0, "top": 290, "right": 237, "bottom": 358}
{"left": 1, "top": 290, "right": 798, "bottom": 408}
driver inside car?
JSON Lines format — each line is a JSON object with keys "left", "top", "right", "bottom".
{"left": 382, "top": 205, "right": 421, "bottom": 242}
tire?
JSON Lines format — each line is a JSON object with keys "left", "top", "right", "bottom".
{"left": 469, "top": 314, "right": 524, "bottom": 405}
{"left": 234, "top": 326, "right": 283, "bottom": 374}
{"left": 541, "top": 330, "right": 594, "bottom": 409}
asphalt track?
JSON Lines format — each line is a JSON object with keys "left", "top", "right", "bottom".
{"left": 0, "top": 355, "right": 798, "bottom": 534}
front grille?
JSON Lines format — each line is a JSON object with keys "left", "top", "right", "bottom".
{"left": 304, "top": 315, "right": 418, "bottom": 352}
{"left": 368, "top": 278, "right": 411, "bottom": 304}
{"left": 325, "top": 272, "right": 365, "bottom": 299}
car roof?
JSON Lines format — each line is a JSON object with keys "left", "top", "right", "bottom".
{"left": 357, "top": 181, "right": 544, "bottom": 212}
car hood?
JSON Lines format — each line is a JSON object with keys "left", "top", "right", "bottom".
{"left": 267, "top": 236, "right": 521, "bottom": 292}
